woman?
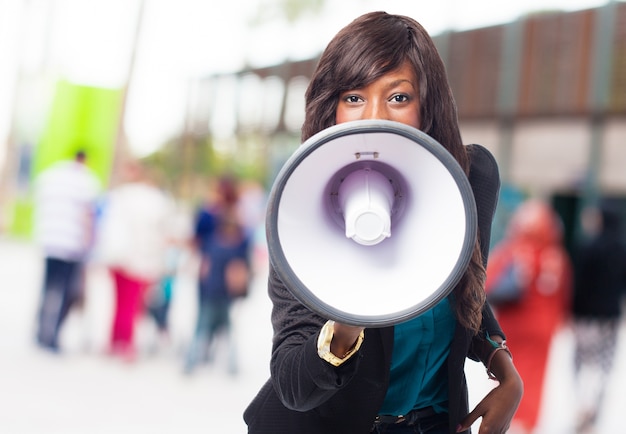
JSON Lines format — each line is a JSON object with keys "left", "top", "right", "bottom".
{"left": 97, "top": 161, "right": 175, "bottom": 360}
{"left": 485, "top": 199, "right": 571, "bottom": 433}
{"left": 244, "top": 12, "right": 523, "bottom": 434}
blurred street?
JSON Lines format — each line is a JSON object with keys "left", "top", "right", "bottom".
{"left": 2, "top": 235, "right": 626, "bottom": 433}
{"left": 1, "top": 236, "right": 274, "bottom": 434}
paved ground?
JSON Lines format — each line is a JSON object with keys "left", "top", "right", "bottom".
{"left": 1, "top": 237, "right": 274, "bottom": 434}
{"left": 2, "top": 236, "right": 625, "bottom": 433}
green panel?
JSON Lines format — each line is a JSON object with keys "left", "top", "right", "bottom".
{"left": 9, "top": 80, "right": 124, "bottom": 237}
{"left": 33, "top": 79, "right": 124, "bottom": 186}
{"left": 7, "top": 197, "right": 34, "bottom": 239}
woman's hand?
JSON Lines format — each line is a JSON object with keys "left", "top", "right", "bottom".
{"left": 330, "top": 322, "right": 365, "bottom": 357}
{"left": 456, "top": 350, "right": 523, "bottom": 433}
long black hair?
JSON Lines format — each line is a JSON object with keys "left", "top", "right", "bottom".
{"left": 302, "top": 11, "right": 486, "bottom": 332}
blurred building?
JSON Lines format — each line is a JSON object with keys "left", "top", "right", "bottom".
{"left": 3, "top": 3, "right": 625, "bottom": 252}
{"left": 190, "top": 2, "right": 626, "bottom": 251}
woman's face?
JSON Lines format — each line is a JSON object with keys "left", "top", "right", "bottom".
{"left": 335, "top": 61, "right": 421, "bottom": 128}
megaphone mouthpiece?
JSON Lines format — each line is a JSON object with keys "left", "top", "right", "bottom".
{"left": 339, "top": 168, "right": 393, "bottom": 246}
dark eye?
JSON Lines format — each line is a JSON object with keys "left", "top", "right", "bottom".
{"left": 345, "top": 95, "right": 361, "bottom": 103}
{"left": 391, "top": 94, "right": 409, "bottom": 103}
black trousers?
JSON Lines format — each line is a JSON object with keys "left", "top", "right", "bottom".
{"left": 36, "top": 257, "right": 83, "bottom": 350}
{"left": 371, "top": 412, "right": 449, "bottom": 434}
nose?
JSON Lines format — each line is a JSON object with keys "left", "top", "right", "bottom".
{"left": 363, "top": 101, "right": 388, "bottom": 120}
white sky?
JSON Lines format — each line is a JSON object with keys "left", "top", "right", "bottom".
{"left": 0, "top": 0, "right": 615, "bottom": 158}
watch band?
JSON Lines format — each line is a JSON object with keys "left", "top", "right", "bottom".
{"left": 485, "top": 332, "right": 513, "bottom": 380}
{"left": 317, "top": 320, "right": 364, "bottom": 367}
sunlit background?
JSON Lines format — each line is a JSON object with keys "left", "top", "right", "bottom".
{"left": 2, "top": 0, "right": 623, "bottom": 247}
{"left": 1, "top": 0, "right": 626, "bottom": 433}
{"left": 0, "top": 0, "right": 618, "bottom": 166}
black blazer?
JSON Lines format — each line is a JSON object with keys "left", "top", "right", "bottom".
{"left": 244, "top": 144, "right": 503, "bottom": 434}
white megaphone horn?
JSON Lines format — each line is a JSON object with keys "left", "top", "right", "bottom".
{"left": 266, "top": 119, "right": 477, "bottom": 327}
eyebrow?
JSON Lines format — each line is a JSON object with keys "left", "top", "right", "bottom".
{"left": 384, "top": 78, "right": 416, "bottom": 91}
{"left": 341, "top": 77, "right": 416, "bottom": 94}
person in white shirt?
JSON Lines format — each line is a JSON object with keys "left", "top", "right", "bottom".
{"left": 33, "top": 150, "right": 100, "bottom": 352}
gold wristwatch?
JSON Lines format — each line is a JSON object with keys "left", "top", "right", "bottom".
{"left": 317, "top": 320, "right": 364, "bottom": 366}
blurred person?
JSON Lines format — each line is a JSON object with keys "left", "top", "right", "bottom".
{"left": 144, "top": 227, "right": 184, "bottom": 351}
{"left": 244, "top": 11, "right": 523, "bottom": 434}
{"left": 95, "top": 161, "right": 175, "bottom": 361}
{"left": 485, "top": 199, "right": 572, "bottom": 433}
{"left": 144, "top": 207, "right": 192, "bottom": 353}
{"left": 184, "top": 175, "right": 252, "bottom": 376}
{"left": 33, "top": 150, "right": 100, "bottom": 352}
{"left": 236, "top": 179, "right": 268, "bottom": 267}
{"left": 236, "top": 179, "right": 267, "bottom": 234}
{"left": 571, "top": 200, "right": 626, "bottom": 433}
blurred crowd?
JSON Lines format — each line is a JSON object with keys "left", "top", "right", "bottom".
{"left": 29, "top": 150, "right": 268, "bottom": 376}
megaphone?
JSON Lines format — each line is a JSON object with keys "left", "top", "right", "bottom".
{"left": 266, "top": 119, "right": 477, "bottom": 327}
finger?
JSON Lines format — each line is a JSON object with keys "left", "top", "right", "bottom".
{"left": 456, "top": 409, "right": 481, "bottom": 432}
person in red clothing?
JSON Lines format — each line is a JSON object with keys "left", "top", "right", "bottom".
{"left": 96, "top": 161, "right": 176, "bottom": 361}
{"left": 486, "top": 199, "right": 572, "bottom": 433}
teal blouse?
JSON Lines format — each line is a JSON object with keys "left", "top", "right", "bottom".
{"left": 378, "top": 296, "right": 456, "bottom": 416}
